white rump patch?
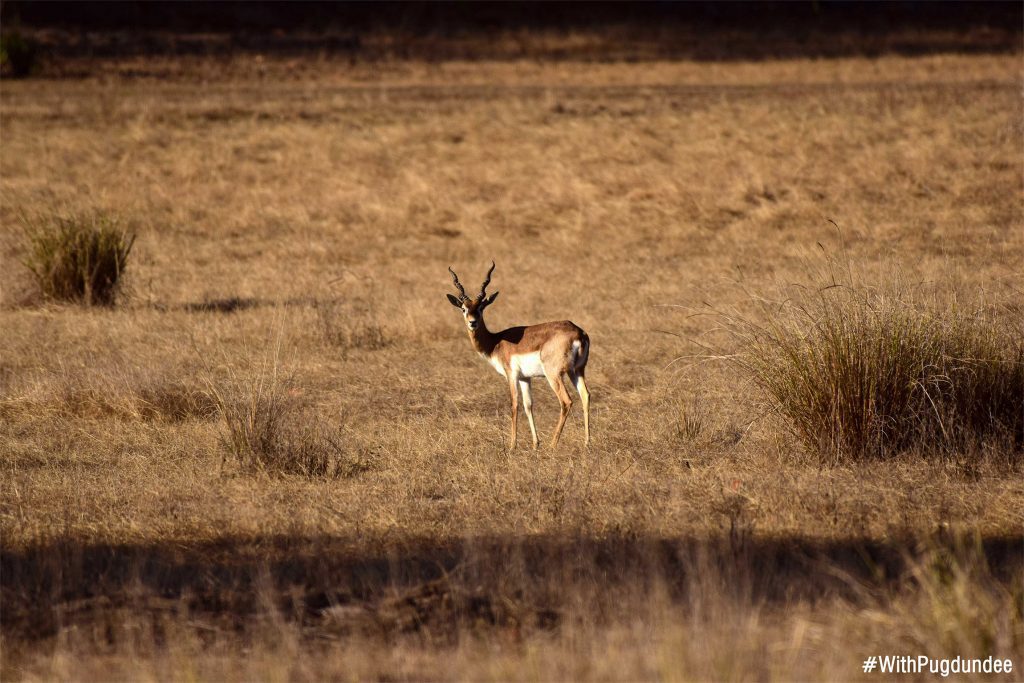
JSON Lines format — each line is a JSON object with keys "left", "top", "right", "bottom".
{"left": 570, "top": 340, "right": 586, "bottom": 370}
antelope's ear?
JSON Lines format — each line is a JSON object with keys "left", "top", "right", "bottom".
{"left": 446, "top": 294, "right": 463, "bottom": 308}
{"left": 481, "top": 291, "right": 499, "bottom": 308}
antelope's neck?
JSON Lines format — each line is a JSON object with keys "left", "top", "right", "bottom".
{"left": 468, "top": 323, "right": 498, "bottom": 358}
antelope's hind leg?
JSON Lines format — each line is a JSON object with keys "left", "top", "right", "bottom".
{"left": 569, "top": 370, "right": 591, "bottom": 446}
{"left": 545, "top": 370, "right": 573, "bottom": 448}
{"left": 519, "top": 379, "right": 539, "bottom": 450}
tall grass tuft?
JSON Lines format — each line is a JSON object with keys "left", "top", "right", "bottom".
{"left": 22, "top": 213, "right": 135, "bottom": 306}
{"left": 723, "top": 272, "right": 1023, "bottom": 462}
{"left": 204, "top": 345, "right": 362, "bottom": 477}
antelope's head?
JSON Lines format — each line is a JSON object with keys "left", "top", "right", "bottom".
{"left": 446, "top": 261, "right": 499, "bottom": 332}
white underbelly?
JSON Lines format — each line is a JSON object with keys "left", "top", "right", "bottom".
{"left": 511, "top": 352, "right": 546, "bottom": 379}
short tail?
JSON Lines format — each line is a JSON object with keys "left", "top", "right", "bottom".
{"left": 571, "top": 333, "right": 590, "bottom": 373}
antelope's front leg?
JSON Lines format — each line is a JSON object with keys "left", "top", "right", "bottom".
{"left": 519, "top": 379, "right": 539, "bottom": 450}
{"left": 507, "top": 379, "right": 519, "bottom": 449}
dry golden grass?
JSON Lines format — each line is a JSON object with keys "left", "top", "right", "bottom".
{"left": 1, "top": 49, "right": 1022, "bottom": 681}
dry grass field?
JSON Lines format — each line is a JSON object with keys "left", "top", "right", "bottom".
{"left": 1, "top": 38, "right": 1023, "bottom": 681}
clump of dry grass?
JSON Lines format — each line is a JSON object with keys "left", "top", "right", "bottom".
{"left": 677, "top": 396, "right": 711, "bottom": 444}
{"left": 729, "top": 274, "right": 1024, "bottom": 462}
{"left": 205, "top": 347, "right": 363, "bottom": 477}
{"left": 21, "top": 212, "right": 135, "bottom": 306}
{"left": 211, "top": 375, "right": 337, "bottom": 477}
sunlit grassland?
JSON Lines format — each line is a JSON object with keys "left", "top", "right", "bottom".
{"left": 1, "top": 51, "right": 1022, "bottom": 680}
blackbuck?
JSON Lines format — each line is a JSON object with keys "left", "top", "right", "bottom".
{"left": 447, "top": 262, "right": 591, "bottom": 449}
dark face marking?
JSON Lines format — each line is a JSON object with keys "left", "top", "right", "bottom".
{"left": 461, "top": 300, "right": 483, "bottom": 330}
